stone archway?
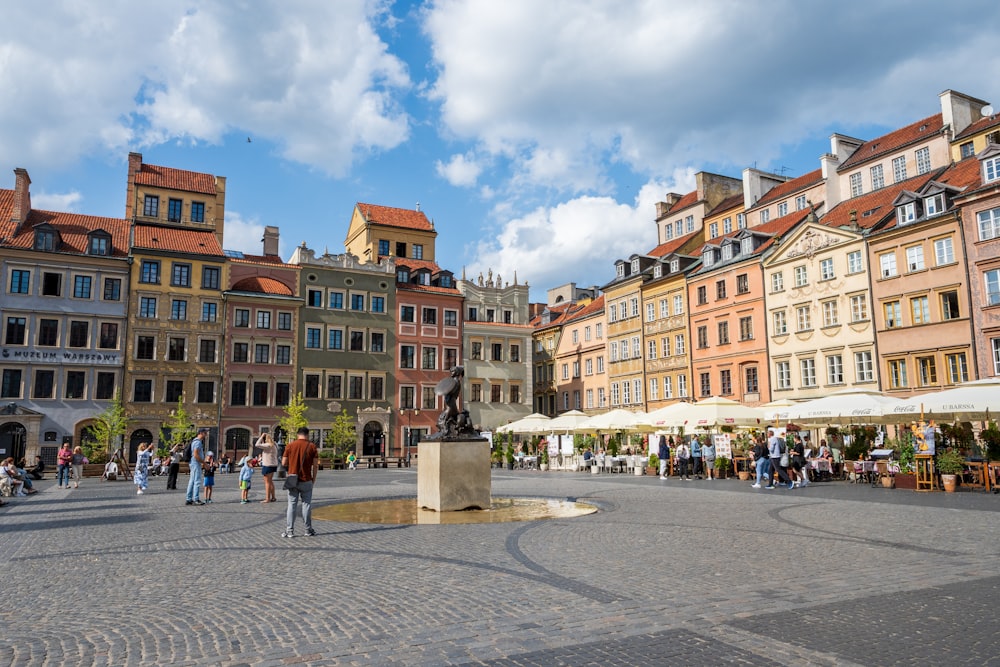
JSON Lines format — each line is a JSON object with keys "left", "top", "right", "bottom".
{"left": 361, "top": 420, "right": 385, "bottom": 457}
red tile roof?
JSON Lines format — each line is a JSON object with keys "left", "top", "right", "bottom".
{"left": 135, "top": 163, "right": 218, "bottom": 195}
{"left": 821, "top": 170, "right": 945, "bottom": 230}
{"left": 0, "top": 188, "right": 16, "bottom": 240}
{"left": 228, "top": 252, "right": 288, "bottom": 266}
{"left": 564, "top": 294, "right": 605, "bottom": 323}
{"left": 662, "top": 191, "right": 698, "bottom": 215}
{"left": 754, "top": 169, "right": 824, "bottom": 208}
{"left": 838, "top": 114, "right": 944, "bottom": 172}
{"left": 706, "top": 193, "right": 745, "bottom": 217}
{"left": 356, "top": 202, "right": 434, "bottom": 231}
{"left": 953, "top": 113, "right": 1000, "bottom": 141}
{"left": 648, "top": 229, "right": 701, "bottom": 257}
{"left": 133, "top": 224, "right": 225, "bottom": 256}
{"left": 0, "top": 198, "right": 130, "bottom": 257}
{"left": 231, "top": 276, "right": 294, "bottom": 296}
{"left": 530, "top": 301, "right": 583, "bottom": 329}
{"left": 934, "top": 154, "right": 984, "bottom": 190}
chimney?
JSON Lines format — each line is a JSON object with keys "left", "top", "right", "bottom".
{"left": 125, "top": 152, "right": 142, "bottom": 220}
{"left": 262, "top": 225, "right": 280, "bottom": 256}
{"left": 11, "top": 168, "right": 31, "bottom": 227}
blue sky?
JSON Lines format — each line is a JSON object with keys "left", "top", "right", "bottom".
{"left": 3, "top": 1, "right": 999, "bottom": 302}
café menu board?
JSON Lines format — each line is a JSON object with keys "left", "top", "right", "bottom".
{"left": 713, "top": 434, "right": 732, "bottom": 459}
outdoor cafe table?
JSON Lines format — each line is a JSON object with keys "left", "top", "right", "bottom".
{"left": 807, "top": 458, "right": 832, "bottom": 480}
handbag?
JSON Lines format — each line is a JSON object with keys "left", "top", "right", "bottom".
{"left": 282, "top": 474, "right": 299, "bottom": 491}
{"left": 779, "top": 453, "right": 789, "bottom": 467}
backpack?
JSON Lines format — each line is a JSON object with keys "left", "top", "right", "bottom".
{"left": 182, "top": 441, "right": 193, "bottom": 463}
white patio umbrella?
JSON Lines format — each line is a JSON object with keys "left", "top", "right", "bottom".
{"left": 545, "top": 410, "right": 591, "bottom": 433}
{"left": 783, "top": 389, "right": 906, "bottom": 425}
{"left": 760, "top": 398, "right": 797, "bottom": 423}
{"left": 895, "top": 378, "right": 1000, "bottom": 421}
{"left": 496, "top": 413, "right": 552, "bottom": 434}
{"left": 574, "top": 408, "right": 648, "bottom": 433}
{"left": 643, "top": 402, "right": 692, "bottom": 430}
{"left": 676, "top": 396, "right": 765, "bottom": 430}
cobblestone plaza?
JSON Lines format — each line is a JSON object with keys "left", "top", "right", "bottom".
{"left": 2, "top": 469, "right": 998, "bottom": 666}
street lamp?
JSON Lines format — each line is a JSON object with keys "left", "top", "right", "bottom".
{"left": 405, "top": 408, "right": 419, "bottom": 464}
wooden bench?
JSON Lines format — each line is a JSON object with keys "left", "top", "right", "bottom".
{"left": 384, "top": 456, "right": 408, "bottom": 468}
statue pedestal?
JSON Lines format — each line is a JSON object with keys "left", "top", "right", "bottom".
{"left": 417, "top": 440, "right": 491, "bottom": 511}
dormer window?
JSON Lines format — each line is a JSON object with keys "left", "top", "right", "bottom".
{"left": 616, "top": 263, "right": 625, "bottom": 278}
{"left": 630, "top": 258, "right": 640, "bottom": 274}
{"left": 984, "top": 154, "right": 1000, "bottom": 183}
{"left": 88, "top": 231, "right": 111, "bottom": 256}
{"left": 397, "top": 269, "right": 409, "bottom": 283}
{"left": 670, "top": 259, "right": 679, "bottom": 273}
{"left": 34, "top": 229, "right": 57, "bottom": 251}
{"left": 653, "top": 265, "right": 662, "bottom": 278}
{"left": 703, "top": 249, "right": 715, "bottom": 267}
{"left": 439, "top": 274, "right": 452, "bottom": 288}
{"left": 741, "top": 237, "right": 753, "bottom": 255}
{"left": 925, "top": 193, "right": 945, "bottom": 216}
{"left": 722, "top": 245, "right": 732, "bottom": 261}
{"left": 896, "top": 202, "right": 916, "bottom": 226}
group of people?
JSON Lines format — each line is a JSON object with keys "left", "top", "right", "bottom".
{"left": 657, "top": 435, "right": 723, "bottom": 481}
{"left": 1, "top": 456, "right": 40, "bottom": 501}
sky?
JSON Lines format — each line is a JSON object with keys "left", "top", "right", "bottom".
{"left": 3, "top": 1, "right": 1000, "bottom": 303}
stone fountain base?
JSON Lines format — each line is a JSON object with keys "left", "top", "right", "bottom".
{"left": 417, "top": 440, "right": 491, "bottom": 511}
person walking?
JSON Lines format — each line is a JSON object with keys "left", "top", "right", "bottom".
{"left": 702, "top": 437, "right": 716, "bottom": 480}
{"left": 56, "top": 442, "right": 73, "bottom": 488}
{"left": 768, "top": 430, "right": 792, "bottom": 489}
{"left": 657, "top": 435, "right": 671, "bottom": 479}
{"left": 185, "top": 428, "right": 208, "bottom": 506}
{"left": 691, "top": 437, "right": 703, "bottom": 479}
{"left": 70, "top": 446, "right": 87, "bottom": 489}
{"left": 675, "top": 439, "right": 691, "bottom": 480}
{"left": 751, "top": 435, "right": 770, "bottom": 488}
{"left": 254, "top": 433, "right": 279, "bottom": 503}
{"left": 281, "top": 427, "right": 319, "bottom": 538}
{"left": 166, "top": 443, "right": 183, "bottom": 490}
{"left": 134, "top": 442, "right": 152, "bottom": 495}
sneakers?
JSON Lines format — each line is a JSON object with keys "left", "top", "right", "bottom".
{"left": 751, "top": 483, "right": 761, "bottom": 488}
{"left": 764, "top": 485, "right": 774, "bottom": 489}
{"left": 191, "top": 500, "right": 205, "bottom": 505}
{"left": 793, "top": 480, "right": 800, "bottom": 488}
{"left": 240, "top": 499, "right": 248, "bottom": 504}
{"left": 306, "top": 529, "right": 316, "bottom": 537}
{"left": 282, "top": 530, "right": 295, "bottom": 538}
{"left": 659, "top": 475, "right": 667, "bottom": 480}
{"left": 137, "top": 489, "right": 143, "bottom": 495}
{"left": 205, "top": 498, "right": 212, "bottom": 503}
{"left": 788, "top": 482, "right": 795, "bottom": 489}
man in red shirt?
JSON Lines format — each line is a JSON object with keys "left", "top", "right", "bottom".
{"left": 281, "top": 427, "right": 319, "bottom": 538}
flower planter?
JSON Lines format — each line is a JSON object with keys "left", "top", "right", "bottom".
{"left": 738, "top": 471, "right": 751, "bottom": 481}
{"left": 881, "top": 476, "right": 894, "bottom": 489}
{"left": 646, "top": 466, "right": 658, "bottom": 476}
{"left": 894, "top": 473, "right": 916, "bottom": 490}
{"left": 591, "top": 464, "right": 600, "bottom": 475}
{"left": 941, "top": 473, "right": 958, "bottom": 492}
{"left": 540, "top": 463, "right": 549, "bottom": 471}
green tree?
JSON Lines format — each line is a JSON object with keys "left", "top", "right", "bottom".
{"left": 161, "top": 399, "right": 197, "bottom": 453}
{"left": 325, "top": 409, "right": 356, "bottom": 458}
{"left": 87, "top": 390, "right": 129, "bottom": 460}
{"left": 277, "top": 393, "right": 309, "bottom": 442}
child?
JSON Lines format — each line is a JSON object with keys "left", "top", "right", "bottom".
{"left": 239, "top": 456, "right": 256, "bottom": 504}
{"left": 203, "top": 452, "right": 218, "bottom": 503}
{"left": 347, "top": 450, "right": 357, "bottom": 470}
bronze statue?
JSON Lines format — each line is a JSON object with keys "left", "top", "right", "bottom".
{"left": 427, "top": 366, "right": 482, "bottom": 440}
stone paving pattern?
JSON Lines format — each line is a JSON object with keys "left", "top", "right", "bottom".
{"left": 1, "top": 469, "right": 998, "bottom": 666}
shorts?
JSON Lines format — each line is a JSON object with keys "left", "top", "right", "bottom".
{"left": 204, "top": 476, "right": 215, "bottom": 487}
{"left": 240, "top": 480, "right": 251, "bottom": 490}
{"left": 261, "top": 465, "right": 277, "bottom": 476}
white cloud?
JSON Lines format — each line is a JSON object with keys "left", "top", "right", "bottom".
{"left": 223, "top": 211, "right": 272, "bottom": 257}
{"left": 436, "top": 153, "right": 483, "bottom": 187}
{"left": 31, "top": 190, "right": 84, "bottom": 213}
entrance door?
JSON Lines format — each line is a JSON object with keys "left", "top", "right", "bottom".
{"left": 0, "top": 422, "right": 26, "bottom": 463}
{"left": 226, "top": 428, "right": 251, "bottom": 461}
{"left": 362, "top": 421, "right": 384, "bottom": 457}
{"left": 129, "top": 429, "right": 153, "bottom": 462}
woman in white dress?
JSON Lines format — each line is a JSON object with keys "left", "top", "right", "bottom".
{"left": 134, "top": 443, "right": 152, "bottom": 495}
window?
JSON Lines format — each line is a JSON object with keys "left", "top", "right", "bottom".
{"left": 171, "top": 299, "right": 187, "bottom": 321}
{"left": 677, "top": 374, "right": 687, "bottom": 397}
{"left": 794, "top": 266, "right": 808, "bottom": 287}
{"left": 167, "top": 198, "right": 182, "bottom": 222}
{"left": 775, "top": 361, "right": 791, "bottom": 391}
{"left": 760, "top": 209, "right": 771, "bottom": 223}
{"left": 275, "top": 345, "right": 290, "bottom": 364}
{"left": 988, "top": 269, "right": 1000, "bottom": 306}
{"left": 800, "top": 359, "right": 816, "bottom": 387}
{"left": 697, "top": 326, "right": 708, "bottom": 349}
{"left": 202, "top": 266, "right": 220, "bottom": 290}
{"left": 961, "top": 142, "right": 976, "bottom": 158}
{"left": 674, "top": 334, "right": 686, "bottom": 356}
{"left": 738, "top": 315, "right": 753, "bottom": 341}
{"left": 140, "top": 260, "right": 160, "bottom": 284}
{"left": 350, "top": 331, "right": 364, "bottom": 352}
{"left": 925, "top": 193, "right": 945, "bottom": 216}
{"left": 73, "top": 275, "right": 92, "bottom": 299}
{"left": 946, "top": 353, "right": 969, "bottom": 384}
{"left": 326, "top": 329, "right": 343, "bottom": 351}
{"left": 714, "top": 281, "right": 725, "bottom": 300}
{"left": 720, "top": 369, "right": 732, "bottom": 395}
{"left": 254, "top": 343, "right": 269, "bottom": 363}
{"left": 915, "top": 147, "right": 931, "bottom": 175}
{"left": 647, "top": 340, "right": 656, "bottom": 360}
{"left": 255, "top": 310, "right": 271, "bottom": 329}
{"left": 490, "top": 384, "right": 502, "bottom": 403}
{"left": 892, "top": 155, "right": 907, "bottom": 182}
{"left": 413, "top": 244, "right": 424, "bottom": 259}
{"left": 885, "top": 300, "right": 902, "bottom": 328}
{"left": 645, "top": 302, "right": 655, "bottom": 322}
{"left": 171, "top": 263, "right": 191, "bottom": 287}
{"left": 202, "top": 302, "right": 218, "bottom": 323}
{"left": 850, "top": 294, "right": 869, "bottom": 322}
{"left": 198, "top": 381, "right": 215, "bottom": 404}
{"left": 4, "top": 317, "right": 26, "bottom": 345}
{"left": 327, "top": 376, "right": 342, "bottom": 399}
{"left": 307, "top": 289, "right": 322, "bottom": 308}
{"left": 736, "top": 274, "right": 749, "bottom": 295}
{"left": 718, "top": 321, "right": 730, "bottom": 345}
{"left": 345, "top": 294, "right": 363, "bottom": 312}
{"left": 906, "top": 245, "right": 925, "bottom": 272}
{"left": 143, "top": 195, "right": 159, "bottom": 217}
{"left": 199, "top": 339, "right": 216, "bottom": 363}
{"left": 233, "top": 309, "right": 250, "bottom": 328}
{"left": 470, "top": 383, "right": 482, "bottom": 403}
{"left": 709, "top": 222, "right": 718, "bottom": 238}
{"left": 103, "top": 277, "right": 121, "bottom": 301}
{"left": 400, "top": 345, "right": 415, "bottom": 369}
{"left": 771, "top": 272, "right": 784, "bottom": 293}
{"left": 253, "top": 382, "right": 268, "bottom": 406}
{"left": 168, "top": 337, "right": 186, "bottom": 361}
{"left": 911, "top": 296, "right": 930, "bottom": 324}
{"left": 137, "top": 336, "right": 156, "bottom": 360}
{"left": 38, "top": 319, "right": 58, "bottom": 346}
{"left": 794, "top": 195, "right": 806, "bottom": 211}
{"left": 371, "top": 332, "right": 385, "bottom": 353}
{"left": 96, "top": 372, "right": 115, "bottom": 400}
{"left": 133, "top": 378, "right": 153, "bottom": 402}
{"left": 190, "top": 201, "right": 205, "bottom": 223}
{"left": 796, "top": 306, "right": 811, "bottom": 331}
{"left": 722, "top": 217, "right": 732, "bottom": 233}
{"left": 42, "top": 272, "right": 61, "bottom": 296}
{"left": 35, "top": 229, "right": 56, "bottom": 251}
{"left": 305, "top": 328, "right": 321, "bottom": 349}
{"left": 421, "top": 307, "right": 437, "bottom": 325}
{"left": 772, "top": 310, "right": 787, "bottom": 335}
{"left": 986, "top": 155, "right": 1000, "bottom": 183}
{"left": 377, "top": 239, "right": 390, "bottom": 256}
{"left": 918, "top": 356, "right": 937, "bottom": 386}
{"left": 819, "top": 258, "right": 834, "bottom": 281}
{"left": 941, "top": 291, "right": 960, "bottom": 320}
{"left": 822, "top": 300, "right": 839, "bottom": 327}
{"left": 699, "top": 372, "right": 711, "bottom": 397}
{"left": 889, "top": 359, "right": 908, "bottom": 388}
{"left": 934, "top": 238, "right": 954, "bottom": 265}
{"left": 870, "top": 164, "right": 884, "bottom": 190}
{"left": 745, "top": 366, "right": 759, "bottom": 394}
{"left": 9, "top": 269, "right": 29, "bottom": 294}
{"left": 855, "top": 351, "right": 874, "bottom": 383}
{"left": 99, "top": 323, "right": 118, "bottom": 349}
{"left": 139, "top": 297, "right": 157, "bottom": 318}
{"left": 277, "top": 312, "right": 292, "bottom": 330}
{"left": 685, "top": 215, "right": 694, "bottom": 232}
{"left": 777, "top": 201, "right": 788, "bottom": 217}
{"left": 232, "top": 342, "right": 249, "bottom": 363}
{"left": 673, "top": 295, "right": 683, "bottom": 315}
{"left": 68, "top": 321, "right": 89, "bottom": 348}
{"left": 880, "top": 253, "right": 897, "bottom": 278}
{"left": 697, "top": 285, "right": 707, "bottom": 305}
{"left": 845, "top": 250, "right": 863, "bottom": 274}
{"left": 0, "top": 369, "right": 22, "bottom": 398}
{"left": 368, "top": 295, "right": 385, "bottom": 313}
{"left": 65, "top": 371, "right": 85, "bottom": 399}
{"left": 400, "top": 305, "right": 416, "bottom": 323}
{"left": 826, "top": 355, "right": 844, "bottom": 385}
{"left": 850, "top": 172, "right": 863, "bottom": 197}
{"left": 165, "top": 380, "right": 184, "bottom": 403}
{"left": 995, "top": 339, "right": 1000, "bottom": 375}
{"left": 304, "top": 375, "right": 320, "bottom": 399}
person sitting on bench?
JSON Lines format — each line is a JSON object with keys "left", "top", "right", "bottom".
{"left": 27, "top": 456, "right": 45, "bottom": 480}
{"left": 103, "top": 460, "right": 119, "bottom": 481}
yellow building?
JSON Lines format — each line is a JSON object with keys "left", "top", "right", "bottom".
{"left": 345, "top": 202, "right": 438, "bottom": 264}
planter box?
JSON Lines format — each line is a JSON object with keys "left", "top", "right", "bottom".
{"left": 894, "top": 473, "right": 916, "bottom": 490}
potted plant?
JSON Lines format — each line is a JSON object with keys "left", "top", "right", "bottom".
{"left": 505, "top": 441, "right": 515, "bottom": 470}
{"left": 715, "top": 456, "right": 732, "bottom": 479}
{"left": 935, "top": 449, "right": 965, "bottom": 492}
{"left": 980, "top": 422, "right": 1000, "bottom": 461}
{"left": 647, "top": 453, "right": 659, "bottom": 476}
{"left": 540, "top": 447, "right": 549, "bottom": 471}
{"left": 894, "top": 439, "right": 917, "bottom": 490}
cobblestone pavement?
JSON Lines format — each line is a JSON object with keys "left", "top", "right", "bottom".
{"left": 2, "top": 469, "right": 998, "bottom": 666}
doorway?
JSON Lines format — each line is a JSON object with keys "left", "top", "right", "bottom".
{"left": 362, "top": 421, "right": 384, "bottom": 457}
